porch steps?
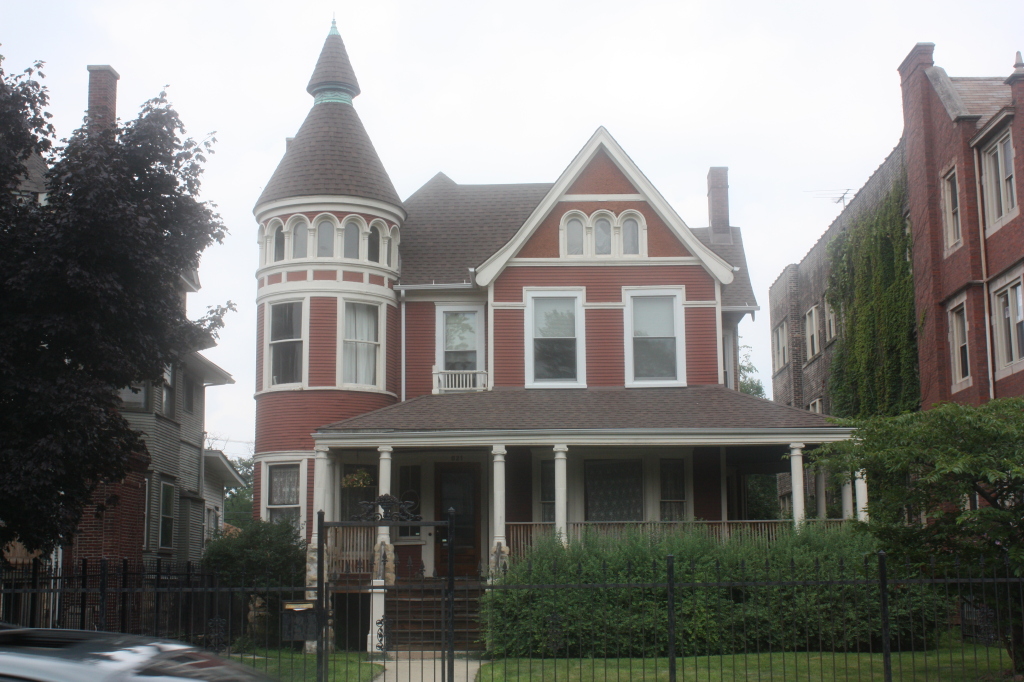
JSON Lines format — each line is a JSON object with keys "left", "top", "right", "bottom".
{"left": 384, "top": 582, "right": 484, "bottom": 650}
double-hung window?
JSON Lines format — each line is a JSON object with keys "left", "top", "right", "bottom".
{"left": 804, "top": 306, "right": 819, "bottom": 359}
{"left": 267, "top": 463, "right": 301, "bottom": 526}
{"left": 159, "top": 482, "right": 174, "bottom": 549}
{"left": 436, "top": 305, "right": 485, "bottom": 390}
{"left": 772, "top": 321, "right": 788, "bottom": 372}
{"left": 824, "top": 303, "right": 837, "bottom": 343}
{"left": 343, "top": 302, "right": 379, "bottom": 385}
{"left": 660, "top": 459, "right": 686, "bottom": 521}
{"left": 995, "top": 280, "right": 1024, "bottom": 368}
{"left": 949, "top": 301, "right": 971, "bottom": 388}
{"left": 270, "top": 302, "right": 303, "bottom": 385}
{"left": 625, "top": 289, "right": 685, "bottom": 386}
{"left": 983, "top": 131, "right": 1017, "bottom": 229}
{"left": 943, "top": 169, "right": 961, "bottom": 248}
{"left": 526, "top": 291, "right": 585, "bottom": 387}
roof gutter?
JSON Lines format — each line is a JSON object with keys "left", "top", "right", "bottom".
{"left": 394, "top": 282, "right": 477, "bottom": 291}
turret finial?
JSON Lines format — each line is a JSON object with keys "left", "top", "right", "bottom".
{"left": 1007, "top": 50, "right": 1024, "bottom": 86}
{"left": 329, "top": 15, "right": 340, "bottom": 37}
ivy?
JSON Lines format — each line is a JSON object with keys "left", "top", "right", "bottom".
{"left": 825, "top": 180, "right": 919, "bottom": 417}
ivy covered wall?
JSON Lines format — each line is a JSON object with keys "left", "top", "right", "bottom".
{"left": 825, "top": 181, "right": 919, "bottom": 417}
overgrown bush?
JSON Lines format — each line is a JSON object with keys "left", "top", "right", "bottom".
{"left": 482, "top": 525, "right": 945, "bottom": 657}
{"left": 202, "top": 519, "right": 306, "bottom": 587}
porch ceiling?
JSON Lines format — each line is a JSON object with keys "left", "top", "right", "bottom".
{"left": 314, "top": 386, "right": 851, "bottom": 448}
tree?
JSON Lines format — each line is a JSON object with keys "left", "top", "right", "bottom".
{"left": 738, "top": 344, "right": 765, "bottom": 399}
{"left": 223, "top": 456, "right": 254, "bottom": 528}
{"left": 0, "top": 56, "right": 231, "bottom": 553}
{"left": 814, "top": 398, "right": 1024, "bottom": 670}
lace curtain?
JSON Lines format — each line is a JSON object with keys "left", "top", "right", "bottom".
{"left": 585, "top": 460, "right": 643, "bottom": 521}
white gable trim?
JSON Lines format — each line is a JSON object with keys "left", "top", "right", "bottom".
{"left": 474, "top": 127, "right": 735, "bottom": 287}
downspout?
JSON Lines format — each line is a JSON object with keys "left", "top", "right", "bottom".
{"left": 400, "top": 289, "right": 406, "bottom": 402}
{"left": 973, "top": 146, "right": 996, "bottom": 400}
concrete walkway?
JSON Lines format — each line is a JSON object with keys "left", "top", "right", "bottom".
{"left": 375, "top": 654, "right": 481, "bottom": 682}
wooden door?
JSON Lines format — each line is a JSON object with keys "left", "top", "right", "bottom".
{"left": 434, "top": 463, "right": 481, "bottom": 577}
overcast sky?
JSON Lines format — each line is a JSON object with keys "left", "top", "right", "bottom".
{"left": 4, "top": 0, "right": 1023, "bottom": 461}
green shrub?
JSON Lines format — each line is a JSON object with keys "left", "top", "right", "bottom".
{"left": 482, "top": 525, "right": 945, "bottom": 657}
{"left": 202, "top": 519, "right": 307, "bottom": 587}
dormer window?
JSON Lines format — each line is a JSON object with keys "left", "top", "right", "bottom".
{"left": 368, "top": 225, "right": 381, "bottom": 263}
{"left": 292, "top": 221, "right": 308, "bottom": 258}
{"left": 317, "top": 220, "right": 335, "bottom": 257}
{"left": 273, "top": 225, "right": 285, "bottom": 262}
{"left": 343, "top": 220, "right": 359, "bottom": 259}
{"left": 560, "top": 211, "right": 647, "bottom": 258}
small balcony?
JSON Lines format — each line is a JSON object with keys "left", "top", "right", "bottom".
{"left": 432, "top": 368, "right": 488, "bottom": 394}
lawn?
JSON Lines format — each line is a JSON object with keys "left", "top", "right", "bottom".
{"left": 229, "top": 648, "right": 383, "bottom": 682}
{"left": 475, "top": 647, "right": 1013, "bottom": 682}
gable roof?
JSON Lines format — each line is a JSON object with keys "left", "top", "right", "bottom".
{"left": 474, "top": 127, "right": 735, "bottom": 287}
{"left": 315, "top": 386, "right": 846, "bottom": 444}
{"left": 399, "top": 174, "right": 552, "bottom": 285}
{"left": 691, "top": 226, "right": 758, "bottom": 310}
{"left": 925, "top": 66, "right": 1011, "bottom": 128}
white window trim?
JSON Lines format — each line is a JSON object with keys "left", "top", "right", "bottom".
{"left": 941, "top": 167, "right": 962, "bottom": 254}
{"left": 260, "top": 456, "right": 308, "bottom": 534}
{"left": 524, "top": 288, "right": 587, "bottom": 389}
{"left": 808, "top": 398, "right": 823, "bottom": 414}
{"left": 947, "top": 292, "right": 973, "bottom": 394}
{"left": 340, "top": 299, "right": 385, "bottom": 390}
{"left": 623, "top": 287, "right": 687, "bottom": 387}
{"left": 982, "top": 130, "right": 1019, "bottom": 237}
{"left": 804, "top": 306, "right": 820, "bottom": 361}
{"left": 559, "top": 210, "right": 648, "bottom": 259}
{"left": 434, "top": 303, "right": 486, "bottom": 378}
{"left": 266, "top": 297, "right": 308, "bottom": 390}
{"left": 992, "top": 266, "right": 1024, "bottom": 380}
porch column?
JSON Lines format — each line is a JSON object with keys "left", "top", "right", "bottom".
{"left": 815, "top": 468, "right": 827, "bottom": 519}
{"left": 854, "top": 469, "right": 869, "bottom": 522}
{"left": 311, "top": 447, "right": 329, "bottom": 544}
{"left": 491, "top": 446, "right": 507, "bottom": 549}
{"left": 789, "top": 443, "right": 806, "bottom": 528}
{"left": 324, "top": 454, "right": 337, "bottom": 523}
{"left": 841, "top": 477, "right": 854, "bottom": 519}
{"left": 376, "top": 446, "right": 393, "bottom": 545}
{"left": 553, "top": 444, "right": 568, "bottom": 544}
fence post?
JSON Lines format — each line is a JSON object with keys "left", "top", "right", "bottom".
{"left": 316, "top": 510, "right": 325, "bottom": 682}
{"left": 98, "top": 559, "right": 108, "bottom": 631}
{"left": 154, "top": 558, "right": 162, "bottom": 637}
{"left": 79, "top": 559, "right": 88, "bottom": 631}
{"left": 877, "top": 551, "right": 893, "bottom": 682}
{"left": 120, "top": 559, "right": 129, "bottom": 634}
{"left": 447, "top": 507, "right": 456, "bottom": 682}
{"left": 29, "top": 558, "right": 40, "bottom": 629}
{"left": 667, "top": 555, "right": 676, "bottom": 682}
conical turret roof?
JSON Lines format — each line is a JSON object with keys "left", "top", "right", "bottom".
{"left": 255, "top": 22, "right": 400, "bottom": 209}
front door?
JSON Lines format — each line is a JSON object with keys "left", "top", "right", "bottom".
{"left": 434, "top": 463, "right": 481, "bottom": 577}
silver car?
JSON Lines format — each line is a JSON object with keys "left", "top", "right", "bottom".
{"left": 0, "top": 629, "right": 278, "bottom": 681}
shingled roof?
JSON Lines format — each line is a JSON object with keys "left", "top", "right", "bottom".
{"left": 949, "top": 77, "right": 1011, "bottom": 127}
{"left": 691, "top": 226, "right": 757, "bottom": 310}
{"left": 255, "top": 24, "right": 400, "bottom": 209}
{"left": 399, "top": 174, "right": 552, "bottom": 285}
{"left": 318, "top": 385, "right": 838, "bottom": 434}
{"left": 18, "top": 153, "right": 47, "bottom": 194}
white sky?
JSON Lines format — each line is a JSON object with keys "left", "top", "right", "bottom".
{"left": 4, "top": 0, "right": 1023, "bottom": 460}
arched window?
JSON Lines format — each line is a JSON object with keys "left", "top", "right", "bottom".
{"left": 385, "top": 237, "right": 392, "bottom": 267}
{"left": 368, "top": 226, "right": 381, "bottom": 263}
{"left": 566, "top": 218, "right": 584, "bottom": 255}
{"left": 623, "top": 218, "right": 639, "bottom": 255}
{"left": 316, "top": 220, "right": 334, "bottom": 257}
{"left": 344, "top": 221, "right": 360, "bottom": 259}
{"left": 292, "top": 222, "right": 308, "bottom": 259}
{"left": 594, "top": 218, "right": 612, "bottom": 255}
{"left": 273, "top": 225, "right": 285, "bottom": 262}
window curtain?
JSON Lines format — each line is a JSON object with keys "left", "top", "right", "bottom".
{"left": 344, "top": 303, "right": 378, "bottom": 384}
{"left": 585, "top": 460, "right": 643, "bottom": 521}
{"left": 444, "top": 311, "right": 477, "bottom": 370}
{"left": 269, "top": 464, "right": 300, "bottom": 506}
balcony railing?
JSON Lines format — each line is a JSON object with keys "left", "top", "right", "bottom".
{"left": 432, "top": 368, "right": 488, "bottom": 393}
{"left": 324, "top": 525, "right": 375, "bottom": 576}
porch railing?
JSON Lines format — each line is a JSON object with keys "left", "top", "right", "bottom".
{"left": 432, "top": 367, "right": 488, "bottom": 393}
{"left": 324, "top": 525, "right": 375, "bottom": 576}
{"left": 508, "top": 519, "right": 847, "bottom": 553}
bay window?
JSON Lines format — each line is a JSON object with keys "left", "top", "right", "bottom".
{"left": 267, "top": 463, "right": 301, "bottom": 526}
{"left": 343, "top": 302, "right": 379, "bottom": 385}
{"left": 526, "top": 291, "right": 585, "bottom": 387}
{"left": 625, "top": 289, "right": 685, "bottom": 386}
{"left": 270, "top": 302, "right": 303, "bottom": 385}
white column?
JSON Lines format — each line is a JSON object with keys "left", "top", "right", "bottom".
{"left": 815, "top": 468, "right": 827, "bottom": 519}
{"left": 841, "top": 477, "right": 854, "bottom": 520}
{"left": 311, "top": 447, "right": 329, "bottom": 543}
{"left": 323, "top": 455, "right": 337, "bottom": 523}
{"left": 492, "top": 446, "right": 507, "bottom": 549}
{"left": 854, "top": 469, "right": 869, "bottom": 522}
{"left": 553, "top": 445, "right": 568, "bottom": 544}
{"left": 789, "top": 443, "right": 806, "bottom": 529}
{"left": 376, "top": 446, "right": 393, "bottom": 545}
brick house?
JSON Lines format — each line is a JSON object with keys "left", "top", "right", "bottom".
{"left": 769, "top": 44, "right": 1023, "bottom": 514}
{"left": 252, "top": 20, "right": 852, "bottom": 594}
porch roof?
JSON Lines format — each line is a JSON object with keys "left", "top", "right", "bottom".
{"left": 314, "top": 386, "right": 851, "bottom": 447}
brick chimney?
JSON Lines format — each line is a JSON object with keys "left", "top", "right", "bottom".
{"left": 897, "top": 43, "right": 934, "bottom": 85}
{"left": 708, "top": 167, "right": 732, "bottom": 244}
{"left": 86, "top": 65, "right": 120, "bottom": 129}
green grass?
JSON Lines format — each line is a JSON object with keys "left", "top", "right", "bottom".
{"left": 475, "top": 647, "right": 1013, "bottom": 682}
{"left": 229, "top": 648, "right": 383, "bottom": 682}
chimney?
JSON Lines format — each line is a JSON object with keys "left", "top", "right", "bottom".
{"left": 896, "top": 43, "right": 934, "bottom": 85}
{"left": 708, "top": 167, "right": 732, "bottom": 245}
{"left": 86, "top": 65, "right": 120, "bottom": 129}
